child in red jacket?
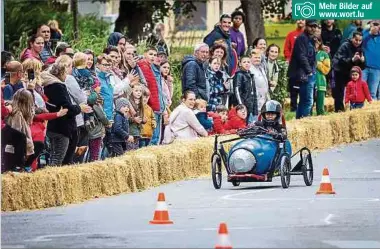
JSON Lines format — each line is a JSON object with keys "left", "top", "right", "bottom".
{"left": 345, "top": 66, "right": 372, "bottom": 110}
{"left": 224, "top": 104, "right": 248, "bottom": 130}
{"left": 208, "top": 105, "right": 236, "bottom": 135}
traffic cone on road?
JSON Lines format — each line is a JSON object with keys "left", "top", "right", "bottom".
{"left": 316, "top": 167, "right": 336, "bottom": 194}
{"left": 215, "top": 223, "right": 232, "bottom": 249}
{"left": 149, "top": 192, "right": 173, "bottom": 224}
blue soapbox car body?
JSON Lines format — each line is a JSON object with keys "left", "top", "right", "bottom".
{"left": 211, "top": 122, "right": 314, "bottom": 189}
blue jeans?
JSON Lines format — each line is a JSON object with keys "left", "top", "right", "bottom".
{"left": 362, "top": 68, "right": 380, "bottom": 100}
{"left": 296, "top": 74, "right": 316, "bottom": 119}
{"left": 139, "top": 138, "right": 151, "bottom": 148}
{"left": 150, "top": 113, "right": 162, "bottom": 145}
{"left": 350, "top": 102, "right": 364, "bottom": 110}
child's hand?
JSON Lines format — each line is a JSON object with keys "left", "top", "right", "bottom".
{"left": 167, "top": 75, "right": 174, "bottom": 83}
{"left": 80, "top": 103, "right": 93, "bottom": 113}
{"left": 57, "top": 107, "right": 68, "bottom": 117}
{"left": 368, "top": 101, "right": 372, "bottom": 104}
{"left": 143, "top": 116, "right": 147, "bottom": 123}
{"left": 163, "top": 115, "right": 169, "bottom": 125}
{"left": 127, "top": 135, "right": 134, "bottom": 143}
{"left": 134, "top": 116, "right": 143, "bottom": 124}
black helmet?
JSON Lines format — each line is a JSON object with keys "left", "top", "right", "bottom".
{"left": 261, "top": 100, "right": 282, "bottom": 126}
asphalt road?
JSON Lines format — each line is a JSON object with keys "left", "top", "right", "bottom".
{"left": 2, "top": 139, "right": 380, "bottom": 248}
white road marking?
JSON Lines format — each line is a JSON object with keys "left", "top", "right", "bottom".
{"left": 323, "top": 214, "right": 334, "bottom": 225}
{"left": 324, "top": 240, "right": 380, "bottom": 248}
{"left": 368, "top": 198, "right": 380, "bottom": 202}
{"left": 373, "top": 170, "right": 380, "bottom": 173}
{"left": 219, "top": 189, "right": 275, "bottom": 201}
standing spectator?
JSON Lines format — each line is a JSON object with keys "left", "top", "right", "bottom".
{"left": 230, "top": 10, "right": 246, "bottom": 58}
{"left": 204, "top": 14, "right": 236, "bottom": 75}
{"left": 147, "top": 23, "right": 169, "bottom": 56}
{"left": 37, "top": 24, "right": 53, "bottom": 63}
{"left": 110, "top": 97, "right": 133, "bottom": 157}
{"left": 87, "top": 82, "right": 111, "bottom": 162}
{"left": 266, "top": 44, "right": 280, "bottom": 94}
{"left": 5, "top": 89, "right": 35, "bottom": 172}
{"left": 22, "top": 58, "right": 44, "bottom": 104}
{"left": 160, "top": 60, "right": 173, "bottom": 108}
{"left": 48, "top": 20, "right": 63, "bottom": 41}
{"left": 127, "top": 84, "right": 144, "bottom": 150}
{"left": 321, "top": 20, "right": 342, "bottom": 59}
{"left": 251, "top": 38, "right": 268, "bottom": 74}
{"left": 284, "top": 20, "right": 306, "bottom": 62}
{"left": 250, "top": 49, "right": 269, "bottom": 119}
{"left": 140, "top": 88, "right": 156, "bottom": 148}
{"left": 205, "top": 57, "right": 229, "bottom": 111}
{"left": 44, "top": 42, "right": 72, "bottom": 68}
{"left": 362, "top": 20, "right": 380, "bottom": 100}
{"left": 233, "top": 56, "right": 257, "bottom": 124}
{"left": 3, "top": 61, "right": 24, "bottom": 101}
{"left": 209, "top": 43, "right": 229, "bottom": 73}
{"left": 284, "top": 19, "right": 305, "bottom": 112}
{"left": 315, "top": 36, "right": 331, "bottom": 115}
{"left": 1, "top": 51, "right": 14, "bottom": 79}
{"left": 20, "top": 35, "right": 44, "bottom": 62}
{"left": 181, "top": 43, "right": 209, "bottom": 101}
{"left": 332, "top": 31, "right": 364, "bottom": 112}
{"left": 96, "top": 54, "right": 114, "bottom": 121}
{"left": 342, "top": 20, "right": 362, "bottom": 43}
{"left": 345, "top": 66, "right": 372, "bottom": 110}
{"left": 345, "top": 66, "right": 372, "bottom": 109}
{"left": 123, "top": 45, "right": 146, "bottom": 86}
{"left": 42, "top": 55, "right": 91, "bottom": 166}
{"left": 107, "top": 32, "right": 128, "bottom": 52}
{"left": 288, "top": 19, "right": 318, "bottom": 119}
{"left": 162, "top": 91, "right": 207, "bottom": 144}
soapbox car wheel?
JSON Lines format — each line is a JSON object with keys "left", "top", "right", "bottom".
{"left": 231, "top": 181, "right": 240, "bottom": 187}
{"left": 211, "top": 153, "right": 222, "bottom": 189}
{"left": 280, "top": 155, "right": 291, "bottom": 188}
{"left": 301, "top": 149, "right": 313, "bottom": 186}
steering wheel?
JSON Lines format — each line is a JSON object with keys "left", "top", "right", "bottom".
{"left": 237, "top": 125, "right": 269, "bottom": 137}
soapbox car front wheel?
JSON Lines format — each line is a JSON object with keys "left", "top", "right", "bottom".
{"left": 280, "top": 155, "right": 291, "bottom": 188}
{"left": 231, "top": 181, "right": 240, "bottom": 187}
{"left": 301, "top": 149, "right": 313, "bottom": 186}
{"left": 211, "top": 153, "right": 222, "bottom": 189}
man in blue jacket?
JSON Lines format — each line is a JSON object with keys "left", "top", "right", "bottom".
{"left": 287, "top": 19, "right": 317, "bottom": 119}
{"left": 181, "top": 43, "right": 209, "bottom": 101}
{"left": 362, "top": 20, "right": 380, "bottom": 100}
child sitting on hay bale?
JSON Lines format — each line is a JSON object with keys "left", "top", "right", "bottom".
{"left": 208, "top": 105, "right": 236, "bottom": 135}
{"left": 194, "top": 99, "right": 213, "bottom": 133}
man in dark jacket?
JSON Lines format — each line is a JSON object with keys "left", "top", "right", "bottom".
{"left": 332, "top": 31, "right": 364, "bottom": 112}
{"left": 321, "top": 20, "right": 342, "bottom": 59}
{"left": 204, "top": 14, "right": 236, "bottom": 75}
{"left": 181, "top": 43, "right": 209, "bottom": 101}
{"left": 287, "top": 19, "right": 318, "bottom": 119}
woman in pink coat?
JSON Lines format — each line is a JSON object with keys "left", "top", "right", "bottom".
{"left": 163, "top": 90, "right": 208, "bottom": 144}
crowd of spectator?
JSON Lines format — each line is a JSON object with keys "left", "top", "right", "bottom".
{"left": 1, "top": 14, "right": 379, "bottom": 173}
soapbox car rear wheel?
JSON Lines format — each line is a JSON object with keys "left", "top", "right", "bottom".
{"left": 280, "top": 155, "right": 291, "bottom": 188}
{"left": 232, "top": 181, "right": 240, "bottom": 187}
{"left": 211, "top": 153, "right": 222, "bottom": 189}
{"left": 301, "top": 149, "right": 313, "bottom": 186}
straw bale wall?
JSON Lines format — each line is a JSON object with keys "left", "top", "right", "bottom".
{"left": 2, "top": 102, "right": 380, "bottom": 211}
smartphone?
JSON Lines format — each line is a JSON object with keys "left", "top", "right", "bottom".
{"left": 4, "top": 72, "right": 10, "bottom": 84}
{"left": 27, "top": 69, "right": 35, "bottom": 81}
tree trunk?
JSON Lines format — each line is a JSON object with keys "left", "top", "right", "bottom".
{"left": 241, "top": 0, "right": 265, "bottom": 47}
{"left": 219, "top": 0, "right": 223, "bottom": 16}
{"left": 71, "top": 0, "right": 78, "bottom": 40}
{"left": 114, "top": 1, "right": 154, "bottom": 43}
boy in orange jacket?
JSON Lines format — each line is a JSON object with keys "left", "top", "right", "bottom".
{"left": 140, "top": 87, "right": 156, "bottom": 147}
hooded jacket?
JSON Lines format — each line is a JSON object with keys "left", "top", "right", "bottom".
{"left": 181, "top": 55, "right": 207, "bottom": 101}
{"left": 208, "top": 111, "right": 235, "bottom": 135}
{"left": 224, "top": 107, "right": 247, "bottom": 130}
{"left": 321, "top": 23, "right": 342, "bottom": 58}
{"left": 41, "top": 71, "right": 81, "bottom": 138}
{"left": 345, "top": 67, "right": 372, "bottom": 104}
{"left": 204, "top": 25, "right": 236, "bottom": 75}
{"left": 97, "top": 70, "right": 114, "bottom": 121}
{"left": 107, "top": 32, "right": 125, "bottom": 47}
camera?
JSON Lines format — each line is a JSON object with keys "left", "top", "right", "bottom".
{"left": 294, "top": 2, "right": 316, "bottom": 19}
{"left": 27, "top": 69, "right": 35, "bottom": 81}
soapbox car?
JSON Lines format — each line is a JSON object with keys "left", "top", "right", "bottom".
{"left": 211, "top": 125, "right": 313, "bottom": 189}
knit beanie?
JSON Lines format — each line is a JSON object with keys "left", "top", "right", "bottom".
{"left": 115, "top": 97, "right": 130, "bottom": 112}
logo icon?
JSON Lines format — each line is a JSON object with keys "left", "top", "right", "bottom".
{"left": 294, "top": 1, "right": 316, "bottom": 18}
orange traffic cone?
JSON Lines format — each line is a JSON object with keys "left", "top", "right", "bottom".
{"left": 149, "top": 192, "right": 173, "bottom": 224}
{"left": 215, "top": 223, "right": 232, "bottom": 249}
{"left": 316, "top": 167, "right": 336, "bottom": 194}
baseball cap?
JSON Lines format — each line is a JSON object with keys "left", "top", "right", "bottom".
{"left": 306, "top": 19, "right": 318, "bottom": 27}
